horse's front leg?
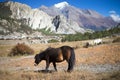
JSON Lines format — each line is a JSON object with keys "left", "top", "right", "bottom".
{"left": 53, "top": 62, "right": 57, "bottom": 71}
{"left": 45, "top": 60, "right": 50, "bottom": 71}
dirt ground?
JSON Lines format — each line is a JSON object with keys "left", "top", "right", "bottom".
{"left": 0, "top": 40, "right": 120, "bottom": 80}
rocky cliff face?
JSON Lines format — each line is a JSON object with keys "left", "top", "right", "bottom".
{"left": 0, "top": 1, "right": 117, "bottom": 35}
{"left": 40, "top": 2, "right": 117, "bottom": 31}
{"left": 0, "top": 1, "right": 87, "bottom": 34}
{"left": 3, "top": 1, "right": 54, "bottom": 30}
{"left": 52, "top": 15, "right": 86, "bottom": 34}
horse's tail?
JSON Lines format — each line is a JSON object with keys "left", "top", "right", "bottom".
{"left": 68, "top": 48, "right": 76, "bottom": 72}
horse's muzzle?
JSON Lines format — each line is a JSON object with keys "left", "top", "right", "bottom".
{"left": 34, "top": 63, "right": 38, "bottom": 66}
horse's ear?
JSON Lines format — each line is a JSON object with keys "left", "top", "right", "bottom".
{"left": 34, "top": 54, "right": 38, "bottom": 59}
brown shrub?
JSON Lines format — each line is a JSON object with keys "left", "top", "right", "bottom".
{"left": 83, "top": 42, "right": 89, "bottom": 48}
{"left": 112, "top": 37, "right": 120, "bottom": 43}
{"left": 9, "top": 43, "right": 34, "bottom": 56}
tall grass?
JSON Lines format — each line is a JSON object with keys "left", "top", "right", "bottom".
{"left": 0, "top": 70, "right": 119, "bottom": 80}
{"left": 0, "top": 45, "right": 13, "bottom": 57}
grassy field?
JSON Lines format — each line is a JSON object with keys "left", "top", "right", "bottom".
{"left": 0, "top": 70, "right": 120, "bottom": 80}
{"left": 0, "top": 45, "right": 13, "bottom": 57}
{"left": 0, "top": 38, "right": 120, "bottom": 80}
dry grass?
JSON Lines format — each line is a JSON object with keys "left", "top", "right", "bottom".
{"left": 0, "top": 40, "right": 85, "bottom": 57}
{"left": 75, "top": 43, "right": 120, "bottom": 64}
{"left": 0, "top": 70, "right": 120, "bottom": 80}
{"left": 0, "top": 39, "right": 120, "bottom": 80}
{"left": 0, "top": 45, "right": 13, "bottom": 57}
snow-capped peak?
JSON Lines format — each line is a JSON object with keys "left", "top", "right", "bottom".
{"left": 109, "top": 11, "right": 120, "bottom": 23}
{"left": 54, "top": 1, "right": 69, "bottom": 9}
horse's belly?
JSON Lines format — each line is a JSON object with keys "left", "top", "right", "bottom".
{"left": 56, "top": 52, "right": 63, "bottom": 61}
{"left": 56, "top": 59, "right": 64, "bottom": 62}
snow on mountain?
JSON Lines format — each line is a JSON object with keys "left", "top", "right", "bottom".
{"left": 109, "top": 11, "right": 120, "bottom": 23}
{"left": 40, "top": 2, "right": 117, "bottom": 31}
{"left": 0, "top": 1, "right": 87, "bottom": 34}
{"left": 0, "top": 1, "right": 118, "bottom": 35}
{"left": 54, "top": 1, "right": 69, "bottom": 9}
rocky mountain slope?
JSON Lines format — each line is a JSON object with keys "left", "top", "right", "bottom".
{"left": 40, "top": 2, "right": 117, "bottom": 31}
{"left": 0, "top": 1, "right": 87, "bottom": 34}
{"left": 0, "top": 1, "right": 54, "bottom": 33}
{"left": 0, "top": 1, "right": 118, "bottom": 35}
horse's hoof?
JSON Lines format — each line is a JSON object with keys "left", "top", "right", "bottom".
{"left": 34, "top": 63, "right": 38, "bottom": 66}
{"left": 67, "top": 70, "right": 72, "bottom": 73}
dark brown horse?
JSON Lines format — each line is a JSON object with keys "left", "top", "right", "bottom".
{"left": 34, "top": 46, "right": 75, "bottom": 72}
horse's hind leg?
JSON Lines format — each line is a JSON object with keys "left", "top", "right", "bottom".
{"left": 67, "top": 54, "right": 75, "bottom": 72}
{"left": 53, "top": 62, "right": 57, "bottom": 71}
{"left": 67, "top": 61, "right": 73, "bottom": 72}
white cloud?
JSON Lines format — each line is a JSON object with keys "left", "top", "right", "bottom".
{"left": 109, "top": 11, "right": 120, "bottom": 23}
{"left": 54, "top": 1, "right": 69, "bottom": 9}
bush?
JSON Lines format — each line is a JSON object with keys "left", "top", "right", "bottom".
{"left": 48, "top": 39, "right": 59, "bottom": 43}
{"left": 9, "top": 43, "right": 34, "bottom": 56}
{"left": 62, "top": 26, "right": 120, "bottom": 42}
{"left": 112, "top": 37, "right": 120, "bottom": 43}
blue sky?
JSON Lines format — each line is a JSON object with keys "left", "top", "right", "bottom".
{"left": 0, "top": 0, "right": 120, "bottom": 16}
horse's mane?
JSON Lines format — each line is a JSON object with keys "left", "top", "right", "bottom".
{"left": 38, "top": 47, "right": 53, "bottom": 56}
{"left": 46, "top": 47, "right": 53, "bottom": 51}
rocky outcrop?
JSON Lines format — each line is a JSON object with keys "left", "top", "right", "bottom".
{"left": 0, "top": 1, "right": 87, "bottom": 34}
{"left": 2, "top": 1, "right": 54, "bottom": 30}
{"left": 0, "top": 1, "right": 117, "bottom": 35}
{"left": 40, "top": 2, "right": 117, "bottom": 31}
{"left": 52, "top": 15, "right": 61, "bottom": 32}
{"left": 52, "top": 15, "right": 86, "bottom": 34}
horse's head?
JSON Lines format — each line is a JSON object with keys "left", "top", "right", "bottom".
{"left": 34, "top": 48, "right": 49, "bottom": 66}
{"left": 34, "top": 53, "right": 42, "bottom": 66}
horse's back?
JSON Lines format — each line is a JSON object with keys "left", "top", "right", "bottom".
{"left": 45, "top": 48, "right": 64, "bottom": 62}
{"left": 60, "top": 46, "right": 74, "bottom": 60}
{"left": 60, "top": 46, "right": 73, "bottom": 49}
{"left": 60, "top": 46, "right": 73, "bottom": 52}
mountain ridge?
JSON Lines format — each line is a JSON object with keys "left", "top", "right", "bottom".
{"left": 0, "top": 1, "right": 118, "bottom": 35}
{"left": 39, "top": 2, "right": 117, "bottom": 31}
